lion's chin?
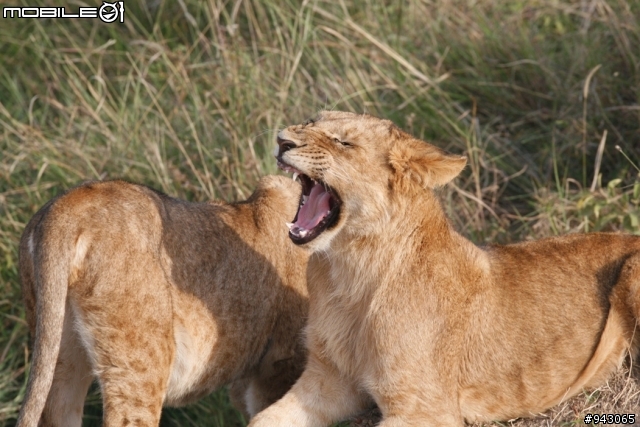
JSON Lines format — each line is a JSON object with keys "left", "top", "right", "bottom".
{"left": 276, "top": 160, "right": 341, "bottom": 245}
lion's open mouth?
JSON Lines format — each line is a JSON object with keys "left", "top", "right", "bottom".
{"left": 277, "top": 160, "right": 341, "bottom": 244}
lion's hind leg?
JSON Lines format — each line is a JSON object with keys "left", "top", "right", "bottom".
{"left": 72, "top": 267, "right": 175, "bottom": 427}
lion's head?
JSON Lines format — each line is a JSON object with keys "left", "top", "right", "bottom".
{"left": 275, "top": 111, "right": 467, "bottom": 250}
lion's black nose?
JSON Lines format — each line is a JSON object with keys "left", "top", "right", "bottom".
{"left": 276, "top": 137, "right": 296, "bottom": 155}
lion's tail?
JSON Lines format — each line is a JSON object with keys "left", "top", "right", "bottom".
{"left": 16, "top": 209, "right": 75, "bottom": 427}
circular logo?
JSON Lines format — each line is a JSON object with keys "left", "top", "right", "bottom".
{"left": 99, "top": 2, "right": 119, "bottom": 23}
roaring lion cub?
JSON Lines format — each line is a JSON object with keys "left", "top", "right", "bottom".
{"left": 249, "top": 111, "right": 640, "bottom": 426}
{"left": 17, "top": 175, "right": 309, "bottom": 427}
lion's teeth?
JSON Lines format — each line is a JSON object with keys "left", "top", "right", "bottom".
{"left": 286, "top": 222, "right": 294, "bottom": 230}
{"left": 299, "top": 229, "right": 308, "bottom": 237}
{"left": 302, "top": 195, "right": 308, "bottom": 204}
{"left": 293, "top": 172, "right": 300, "bottom": 182}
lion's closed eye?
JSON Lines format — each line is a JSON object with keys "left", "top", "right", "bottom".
{"left": 333, "top": 137, "right": 353, "bottom": 147}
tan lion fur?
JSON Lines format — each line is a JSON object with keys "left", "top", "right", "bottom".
{"left": 249, "top": 111, "right": 640, "bottom": 427}
{"left": 17, "top": 175, "right": 309, "bottom": 427}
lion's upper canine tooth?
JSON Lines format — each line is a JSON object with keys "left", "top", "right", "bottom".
{"left": 293, "top": 172, "right": 300, "bottom": 182}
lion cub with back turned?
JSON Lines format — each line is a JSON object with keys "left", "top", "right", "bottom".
{"left": 17, "top": 175, "right": 309, "bottom": 427}
{"left": 249, "top": 111, "right": 640, "bottom": 426}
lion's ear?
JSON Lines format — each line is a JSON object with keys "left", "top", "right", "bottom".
{"left": 388, "top": 139, "right": 466, "bottom": 188}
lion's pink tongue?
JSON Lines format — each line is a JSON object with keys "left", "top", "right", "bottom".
{"left": 296, "top": 183, "right": 331, "bottom": 230}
